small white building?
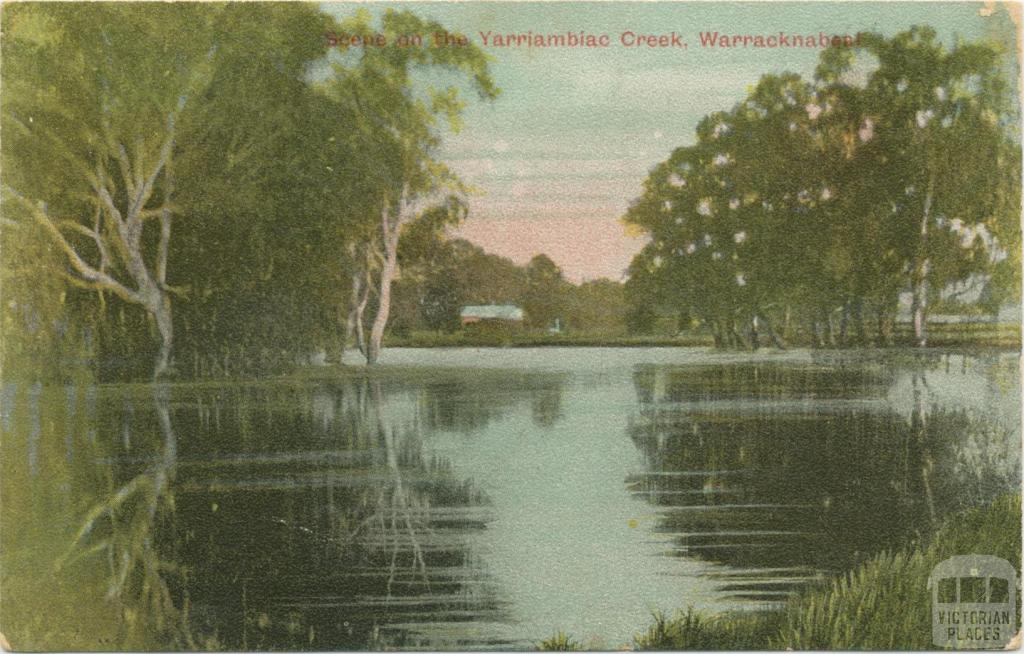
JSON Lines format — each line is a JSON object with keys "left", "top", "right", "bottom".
{"left": 459, "top": 305, "right": 524, "bottom": 326}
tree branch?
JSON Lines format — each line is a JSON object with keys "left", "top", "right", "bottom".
{"left": 156, "top": 159, "right": 174, "bottom": 287}
{"left": 127, "top": 105, "right": 181, "bottom": 225}
{"left": 115, "top": 141, "right": 137, "bottom": 198}
{"left": 4, "top": 186, "right": 142, "bottom": 304}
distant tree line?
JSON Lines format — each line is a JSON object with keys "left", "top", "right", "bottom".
{"left": 624, "top": 27, "right": 1020, "bottom": 349}
{"left": 388, "top": 240, "right": 629, "bottom": 335}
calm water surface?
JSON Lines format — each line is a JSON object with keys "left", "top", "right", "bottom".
{"left": 1, "top": 348, "right": 1019, "bottom": 650}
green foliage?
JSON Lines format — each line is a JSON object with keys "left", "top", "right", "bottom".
{"left": 537, "top": 631, "right": 583, "bottom": 651}
{"left": 393, "top": 238, "right": 633, "bottom": 336}
{"left": 1, "top": 3, "right": 501, "bottom": 378}
{"left": 523, "top": 254, "right": 570, "bottom": 329}
{"left": 319, "top": 8, "right": 498, "bottom": 364}
{"left": 625, "top": 493, "right": 1021, "bottom": 651}
{"left": 633, "top": 608, "right": 784, "bottom": 651}
{"left": 624, "top": 29, "right": 1020, "bottom": 348}
{"left": 566, "top": 279, "right": 629, "bottom": 333}
{"left": 781, "top": 492, "right": 1021, "bottom": 649}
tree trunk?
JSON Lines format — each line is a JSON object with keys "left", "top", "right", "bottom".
{"left": 729, "top": 321, "right": 749, "bottom": 350}
{"left": 355, "top": 265, "right": 372, "bottom": 357}
{"left": 912, "top": 176, "right": 936, "bottom": 347}
{"left": 819, "top": 309, "right": 835, "bottom": 347}
{"left": 366, "top": 254, "right": 395, "bottom": 365}
{"left": 152, "top": 293, "right": 173, "bottom": 380}
{"left": 911, "top": 260, "right": 930, "bottom": 347}
{"left": 852, "top": 297, "right": 866, "bottom": 346}
{"left": 838, "top": 302, "right": 850, "bottom": 347}
{"left": 366, "top": 209, "right": 400, "bottom": 366}
{"left": 759, "top": 314, "right": 787, "bottom": 350}
{"left": 876, "top": 306, "right": 887, "bottom": 346}
{"left": 344, "top": 262, "right": 364, "bottom": 359}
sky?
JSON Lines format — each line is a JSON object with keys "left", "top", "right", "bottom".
{"left": 322, "top": 2, "right": 1019, "bottom": 282}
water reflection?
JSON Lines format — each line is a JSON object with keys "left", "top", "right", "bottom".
{"left": 173, "top": 377, "right": 520, "bottom": 651}
{"left": 1, "top": 382, "right": 189, "bottom": 649}
{"left": 628, "top": 354, "right": 1020, "bottom": 603}
{"left": 0, "top": 350, "right": 1018, "bottom": 651}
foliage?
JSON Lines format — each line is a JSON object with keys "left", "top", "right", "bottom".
{"left": 393, "top": 239, "right": 632, "bottom": 336}
{"left": 624, "top": 30, "right": 1020, "bottom": 349}
{"left": 780, "top": 492, "right": 1021, "bottom": 650}
{"left": 537, "top": 631, "right": 583, "bottom": 651}
{"left": 622, "top": 493, "right": 1021, "bottom": 651}
{"left": 633, "top": 608, "right": 784, "bottom": 651}
{"left": 1, "top": 3, "right": 500, "bottom": 378}
{"left": 324, "top": 8, "right": 498, "bottom": 364}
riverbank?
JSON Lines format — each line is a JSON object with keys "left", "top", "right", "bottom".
{"left": 387, "top": 322, "right": 1020, "bottom": 350}
{"left": 540, "top": 493, "right": 1022, "bottom": 650}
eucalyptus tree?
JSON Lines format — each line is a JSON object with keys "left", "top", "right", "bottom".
{"left": 845, "top": 28, "right": 1019, "bottom": 345}
{"left": 722, "top": 74, "right": 829, "bottom": 345}
{"left": 323, "top": 9, "right": 498, "bottom": 364}
{"left": 2, "top": 3, "right": 362, "bottom": 378}
{"left": 170, "top": 4, "right": 348, "bottom": 375}
{"left": 2, "top": 3, "right": 223, "bottom": 377}
{"left": 625, "top": 29, "right": 1018, "bottom": 349}
{"left": 624, "top": 74, "right": 826, "bottom": 347}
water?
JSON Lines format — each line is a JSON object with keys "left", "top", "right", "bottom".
{"left": 1, "top": 348, "right": 1019, "bottom": 650}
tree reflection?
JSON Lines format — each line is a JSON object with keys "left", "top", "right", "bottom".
{"left": 145, "top": 377, "right": 513, "bottom": 651}
{"left": 419, "top": 372, "right": 566, "bottom": 432}
{"left": 627, "top": 357, "right": 1020, "bottom": 603}
{"left": 56, "top": 383, "right": 192, "bottom": 648}
{"left": 363, "top": 378, "right": 432, "bottom": 595}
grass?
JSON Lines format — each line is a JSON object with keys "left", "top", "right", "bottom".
{"left": 543, "top": 493, "right": 1021, "bottom": 651}
{"left": 779, "top": 492, "right": 1021, "bottom": 650}
{"left": 538, "top": 631, "right": 584, "bottom": 651}
{"left": 632, "top": 609, "right": 785, "bottom": 651}
{"left": 890, "top": 322, "right": 1021, "bottom": 349}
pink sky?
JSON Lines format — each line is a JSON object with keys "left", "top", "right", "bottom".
{"left": 453, "top": 216, "right": 644, "bottom": 283}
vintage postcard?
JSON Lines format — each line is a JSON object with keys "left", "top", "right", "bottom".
{"left": 0, "top": 1, "right": 1021, "bottom": 651}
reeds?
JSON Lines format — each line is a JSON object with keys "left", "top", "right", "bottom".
{"left": 538, "top": 631, "right": 584, "bottom": 651}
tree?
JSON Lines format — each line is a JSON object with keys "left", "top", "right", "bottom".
{"left": 2, "top": 4, "right": 229, "bottom": 377}
{"left": 845, "top": 28, "right": 1018, "bottom": 345}
{"left": 623, "top": 29, "right": 1019, "bottom": 349}
{"left": 2, "top": 4, "right": 359, "bottom": 379}
{"left": 566, "top": 279, "right": 628, "bottom": 333}
{"left": 324, "top": 9, "right": 499, "bottom": 364}
{"left": 169, "top": 4, "right": 348, "bottom": 376}
{"left": 523, "top": 254, "right": 569, "bottom": 330}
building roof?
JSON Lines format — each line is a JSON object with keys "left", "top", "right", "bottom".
{"left": 459, "top": 305, "right": 524, "bottom": 321}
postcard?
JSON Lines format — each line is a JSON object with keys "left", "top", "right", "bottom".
{"left": 0, "top": 1, "right": 1020, "bottom": 651}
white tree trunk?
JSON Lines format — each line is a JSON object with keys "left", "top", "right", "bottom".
{"left": 354, "top": 265, "right": 372, "bottom": 357}
{"left": 366, "top": 213, "right": 399, "bottom": 366}
{"left": 152, "top": 292, "right": 173, "bottom": 379}
{"left": 911, "top": 262, "right": 930, "bottom": 347}
{"left": 8, "top": 104, "right": 183, "bottom": 379}
{"left": 913, "top": 178, "right": 935, "bottom": 348}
